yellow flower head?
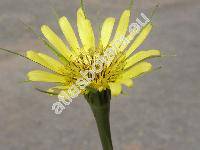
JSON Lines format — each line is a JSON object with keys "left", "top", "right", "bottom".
{"left": 26, "top": 4, "right": 161, "bottom": 96}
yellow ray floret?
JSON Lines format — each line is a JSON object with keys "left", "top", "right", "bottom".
{"left": 28, "top": 70, "right": 66, "bottom": 83}
{"left": 26, "top": 50, "right": 68, "bottom": 75}
{"left": 125, "top": 49, "right": 161, "bottom": 69}
{"left": 100, "top": 17, "right": 115, "bottom": 49}
{"left": 41, "top": 25, "right": 73, "bottom": 60}
{"left": 116, "top": 78, "right": 134, "bottom": 88}
{"left": 122, "top": 62, "right": 152, "bottom": 79}
{"left": 77, "top": 8, "right": 95, "bottom": 52}
{"left": 108, "top": 82, "right": 122, "bottom": 96}
{"left": 48, "top": 85, "right": 70, "bottom": 93}
{"left": 112, "top": 10, "right": 130, "bottom": 47}
{"left": 59, "top": 16, "right": 80, "bottom": 54}
{"left": 125, "top": 23, "right": 153, "bottom": 58}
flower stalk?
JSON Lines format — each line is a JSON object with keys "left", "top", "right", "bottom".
{"left": 84, "top": 89, "right": 113, "bottom": 150}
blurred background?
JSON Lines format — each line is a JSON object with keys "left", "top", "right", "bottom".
{"left": 0, "top": 0, "right": 200, "bottom": 149}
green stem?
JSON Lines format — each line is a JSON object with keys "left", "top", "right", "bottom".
{"left": 84, "top": 89, "right": 113, "bottom": 150}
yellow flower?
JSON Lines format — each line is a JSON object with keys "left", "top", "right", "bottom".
{"left": 26, "top": 7, "right": 161, "bottom": 96}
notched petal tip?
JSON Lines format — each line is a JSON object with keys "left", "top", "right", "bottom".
{"left": 58, "top": 16, "right": 66, "bottom": 24}
{"left": 77, "top": 7, "right": 85, "bottom": 18}
{"left": 41, "top": 25, "right": 47, "bottom": 32}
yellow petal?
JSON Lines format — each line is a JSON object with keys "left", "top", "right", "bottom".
{"left": 122, "top": 62, "right": 152, "bottom": 79}
{"left": 26, "top": 51, "right": 50, "bottom": 69}
{"left": 77, "top": 8, "right": 95, "bottom": 52}
{"left": 26, "top": 51, "right": 67, "bottom": 75}
{"left": 125, "top": 50, "right": 161, "bottom": 69}
{"left": 59, "top": 16, "right": 80, "bottom": 54}
{"left": 27, "top": 70, "right": 66, "bottom": 83}
{"left": 119, "top": 30, "right": 138, "bottom": 52}
{"left": 48, "top": 85, "right": 69, "bottom": 93}
{"left": 117, "top": 78, "right": 134, "bottom": 88}
{"left": 112, "top": 10, "right": 130, "bottom": 49}
{"left": 125, "top": 23, "right": 153, "bottom": 58}
{"left": 100, "top": 17, "right": 115, "bottom": 48}
{"left": 41, "top": 25, "right": 73, "bottom": 60}
{"left": 108, "top": 82, "right": 122, "bottom": 96}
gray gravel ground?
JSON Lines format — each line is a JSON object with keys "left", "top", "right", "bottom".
{"left": 0, "top": 0, "right": 200, "bottom": 150}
